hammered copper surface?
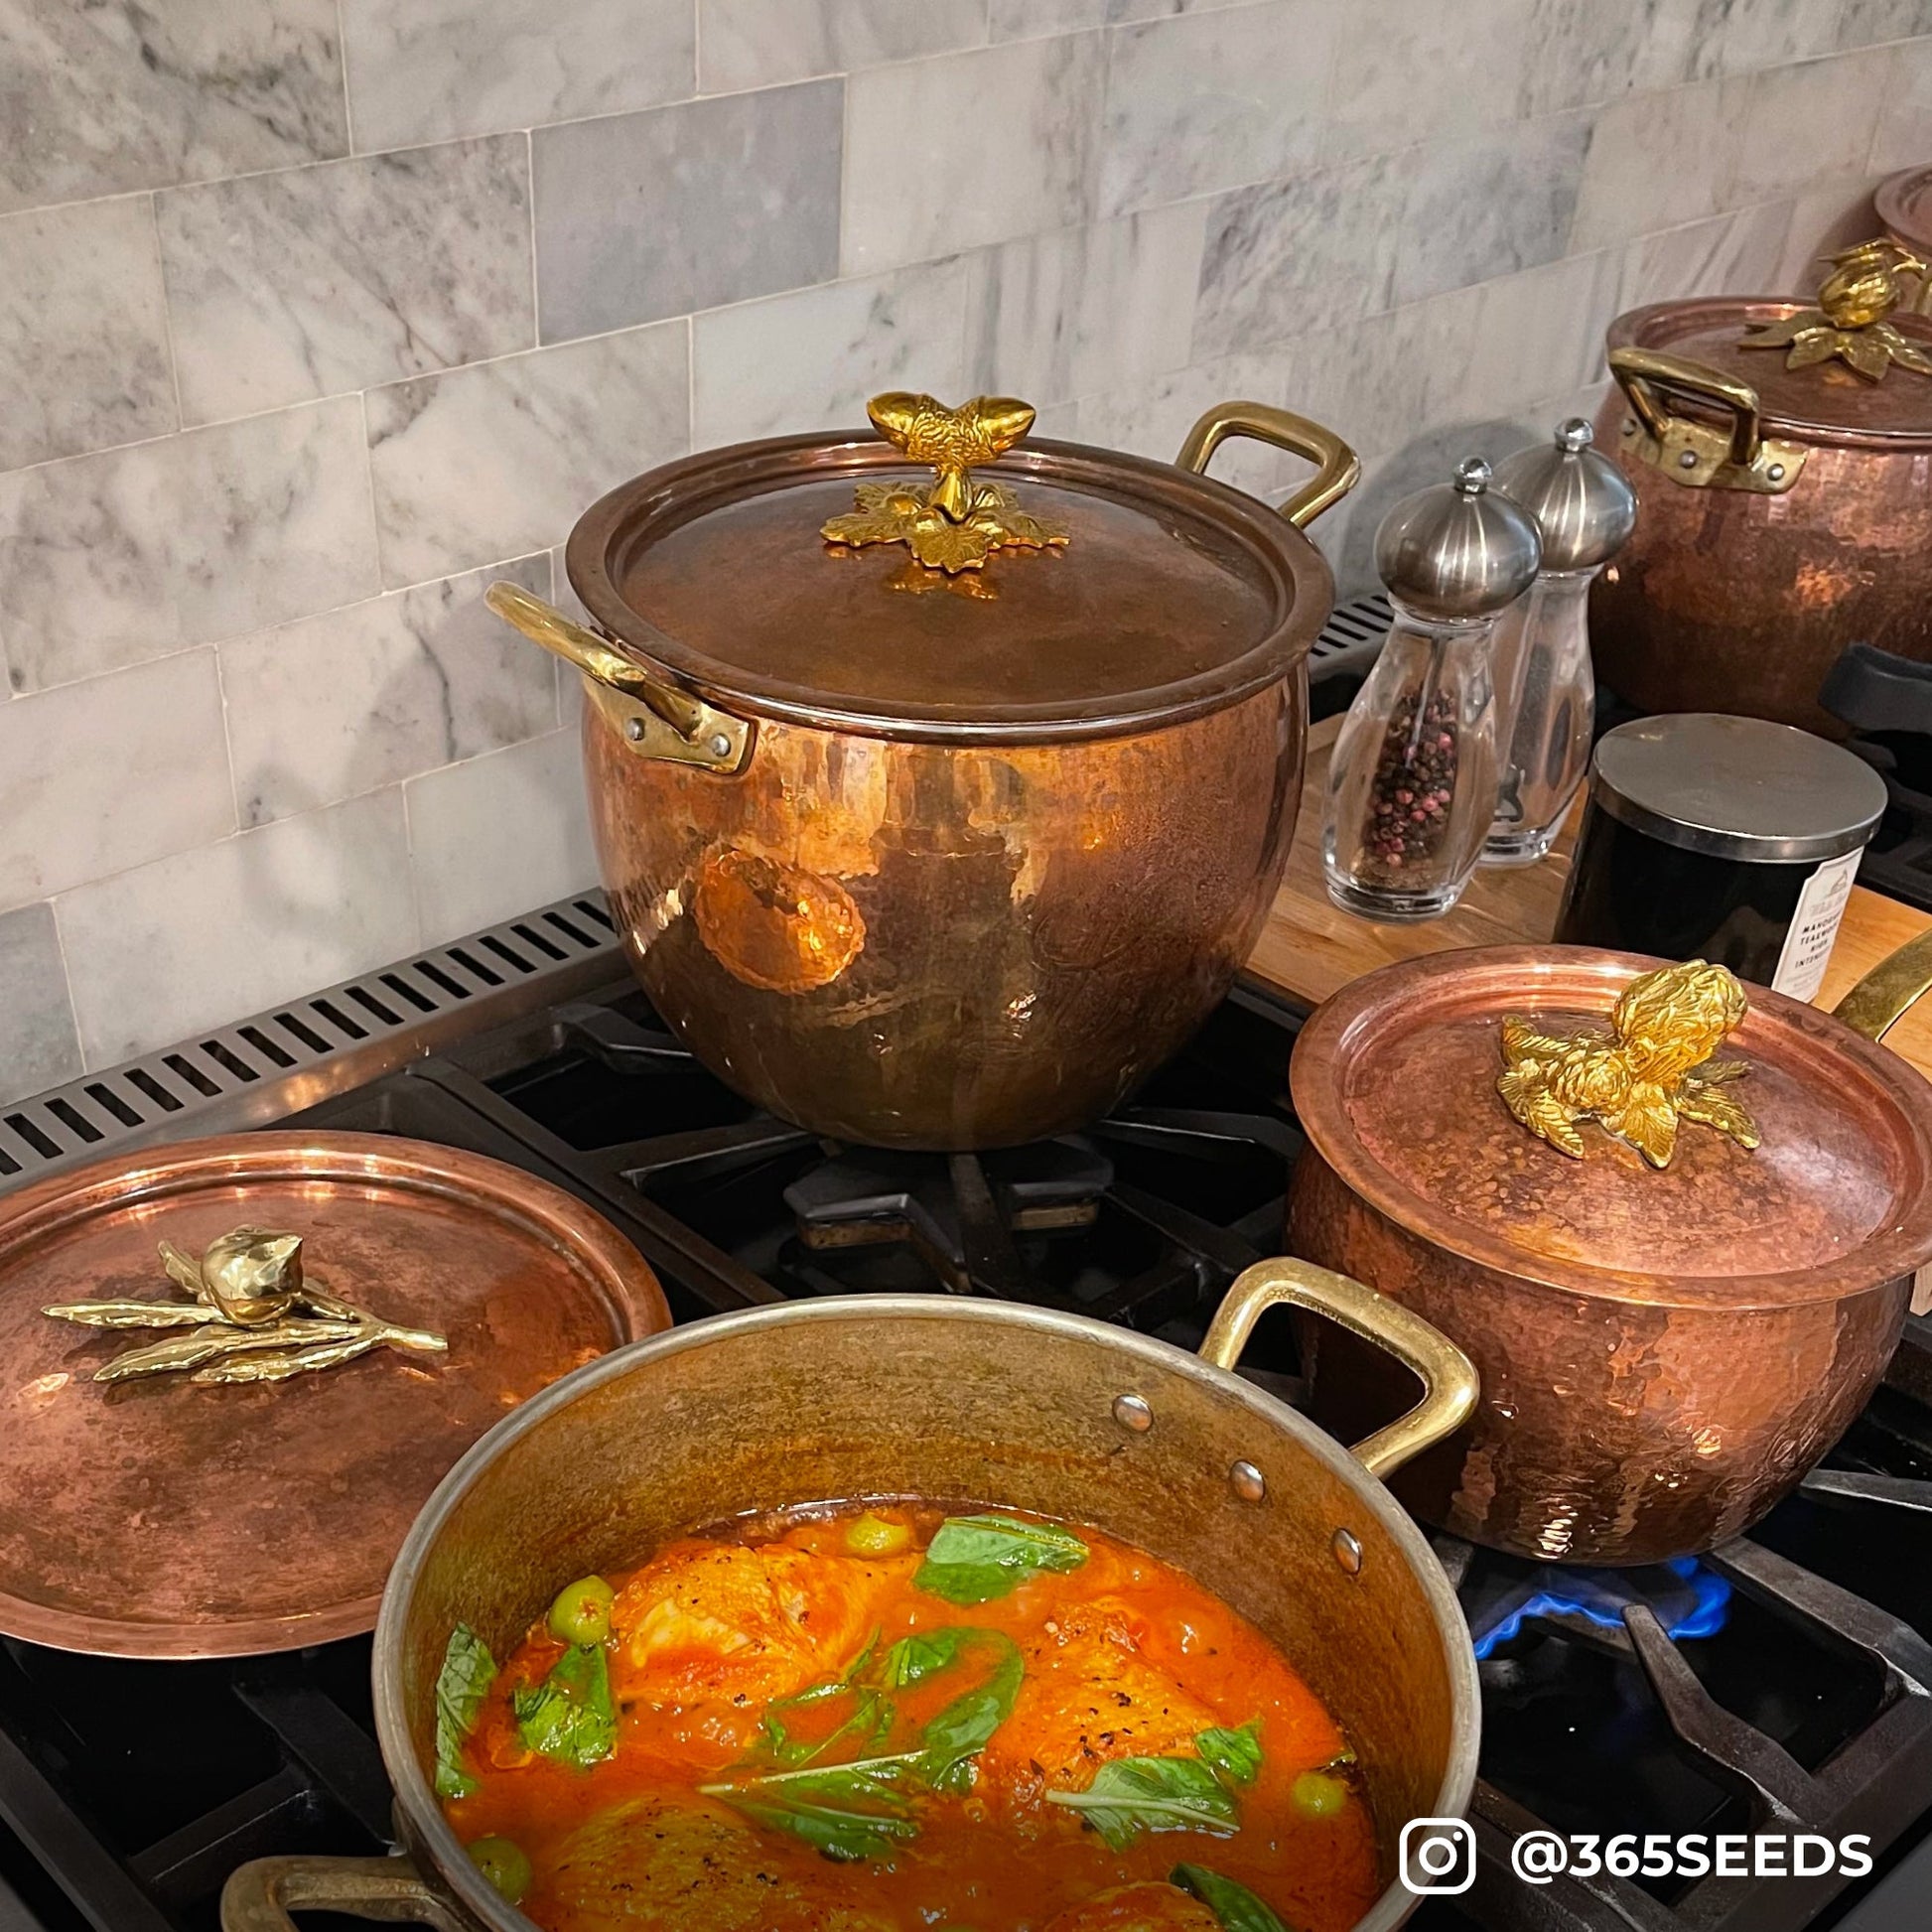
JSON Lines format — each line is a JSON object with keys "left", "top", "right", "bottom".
{"left": 585, "top": 672, "right": 1304, "bottom": 1147}
{"left": 361, "top": 1298, "right": 1479, "bottom": 1932}
{"left": 1287, "top": 947, "right": 1932, "bottom": 1566}
{"left": 0, "top": 1134, "right": 669, "bottom": 1657}
{"left": 1590, "top": 297, "right": 1932, "bottom": 735}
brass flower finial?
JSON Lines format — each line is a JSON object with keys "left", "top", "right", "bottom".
{"left": 1740, "top": 240, "right": 1932, "bottom": 382}
{"left": 821, "top": 391, "right": 1071, "bottom": 575}
{"left": 1496, "top": 960, "right": 1760, "bottom": 1169}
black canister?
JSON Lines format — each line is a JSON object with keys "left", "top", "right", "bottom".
{"left": 1555, "top": 713, "right": 1886, "bottom": 997}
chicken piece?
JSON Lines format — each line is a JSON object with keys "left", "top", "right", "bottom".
{"left": 542, "top": 1796, "right": 897, "bottom": 1932}
{"left": 982, "top": 1598, "right": 1221, "bottom": 1795}
{"left": 609, "top": 1540, "right": 902, "bottom": 1707}
{"left": 1043, "top": 1884, "right": 1221, "bottom": 1932}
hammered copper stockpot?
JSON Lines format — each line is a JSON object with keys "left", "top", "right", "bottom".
{"left": 1286, "top": 936, "right": 1932, "bottom": 1568}
{"left": 221, "top": 1262, "right": 1480, "bottom": 1932}
{"left": 1589, "top": 245, "right": 1932, "bottom": 737}
{"left": 486, "top": 393, "right": 1357, "bottom": 1149}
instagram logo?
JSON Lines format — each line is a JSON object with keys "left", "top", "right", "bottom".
{"left": 1400, "top": 1816, "right": 1477, "bottom": 1894}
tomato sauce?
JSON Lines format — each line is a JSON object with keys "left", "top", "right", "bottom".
{"left": 442, "top": 1502, "right": 1381, "bottom": 1931}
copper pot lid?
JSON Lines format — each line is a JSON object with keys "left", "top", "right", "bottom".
{"left": 0, "top": 1132, "right": 669, "bottom": 1658}
{"left": 1877, "top": 165, "right": 1932, "bottom": 260}
{"left": 564, "top": 397, "right": 1338, "bottom": 744}
{"left": 1291, "top": 947, "right": 1932, "bottom": 1311}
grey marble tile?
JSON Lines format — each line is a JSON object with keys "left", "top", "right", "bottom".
{"left": 0, "top": 651, "right": 234, "bottom": 910}
{"left": 962, "top": 202, "right": 1204, "bottom": 405}
{"left": 1773, "top": 179, "right": 1887, "bottom": 289}
{"left": 1731, "top": 49, "right": 1890, "bottom": 202}
{"left": 0, "top": 196, "right": 175, "bottom": 472}
{"left": 1569, "top": 77, "right": 1748, "bottom": 252}
{"left": 1616, "top": 200, "right": 1795, "bottom": 310}
{"left": 1192, "top": 156, "right": 1404, "bottom": 359}
{"left": 365, "top": 321, "right": 688, "bottom": 587}
{"left": 1096, "top": 1, "right": 1333, "bottom": 217}
{"left": 992, "top": 0, "right": 1253, "bottom": 28}
{"left": 0, "top": 398, "right": 380, "bottom": 693}
{"left": 0, "top": 0, "right": 346, "bottom": 214}
{"left": 534, "top": 81, "right": 842, "bottom": 342}
{"left": 0, "top": 902, "right": 80, "bottom": 1106}
{"left": 1683, "top": 0, "right": 1842, "bottom": 77}
{"left": 57, "top": 789, "right": 417, "bottom": 1066}
{"left": 844, "top": 34, "right": 1106, "bottom": 275}
{"left": 1839, "top": 0, "right": 1932, "bottom": 43}
{"left": 1328, "top": 0, "right": 1538, "bottom": 155}
{"left": 1457, "top": 248, "right": 1626, "bottom": 421}
{"left": 158, "top": 138, "right": 534, "bottom": 426}
{"left": 1868, "top": 38, "right": 1932, "bottom": 173}
{"left": 406, "top": 730, "right": 597, "bottom": 942}
{"left": 699, "top": 0, "right": 989, "bottom": 91}
{"left": 220, "top": 554, "right": 556, "bottom": 827}
{"left": 1518, "top": 0, "right": 1699, "bottom": 114}
{"left": 341, "top": 0, "right": 694, "bottom": 151}
{"left": 1392, "top": 114, "right": 1593, "bottom": 307}
{"left": 692, "top": 262, "right": 970, "bottom": 447}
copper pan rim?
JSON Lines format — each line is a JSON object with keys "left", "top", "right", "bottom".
{"left": 1292, "top": 946, "right": 1932, "bottom": 1312}
{"left": 371, "top": 1293, "right": 1480, "bottom": 1932}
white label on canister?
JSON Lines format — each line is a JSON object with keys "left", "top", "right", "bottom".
{"left": 1771, "top": 848, "right": 1863, "bottom": 1003}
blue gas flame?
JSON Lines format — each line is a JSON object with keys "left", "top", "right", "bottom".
{"left": 1472, "top": 1558, "right": 1732, "bottom": 1661}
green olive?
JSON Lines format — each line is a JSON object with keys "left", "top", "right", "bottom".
{"left": 844, "top": 1511, "right": 913, "bottom": 1557}
{"left": 546, "top": 1574, "right": 615, "bottom": 1646}
{"left": 467, "top": 1836, "right": 532, "bottom": 1903}
{"left": 1292, "top": 1770, "right": 1350, "bottom": 1818}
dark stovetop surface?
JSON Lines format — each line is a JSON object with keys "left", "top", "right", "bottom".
{"left": 2, "top": 975, "right": 1930, "bottom": 1932}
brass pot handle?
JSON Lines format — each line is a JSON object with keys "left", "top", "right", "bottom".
{"left": 221, "top": 1854, "right": 468, "bottom": 1931}
{"left": 483, "top": 583, "right": 752, "bottom": 774}
{"left": 1606, "top": 347, "right": 1807, "bottom": 494}
{"left": 1198, "top": 1258, "right": 1476, "bottom": 1481}
{"left": 1833, "top": 927, "right": 1932, "bottom": 1041}
{"left": 1174, "top": 403, "right": 1361, "bottom": 529}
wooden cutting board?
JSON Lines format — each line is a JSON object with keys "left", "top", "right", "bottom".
{"left": 1241, "top": 716, "right": 1932, "bottom": 1084}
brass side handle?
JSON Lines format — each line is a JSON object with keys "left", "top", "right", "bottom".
{"left": 1174, "top": 402, "right": 1361, "bottom": 529}
{"left": 221, "top": 1853, "right": 467, "bottom": 1932}
{"left": 1832, "top": 927, "right": 1932, "bottom": 1042}
{"left": 1198, "top": 1257, "right": 1477, "bottom": 1482}
{"left": 1607, "top": 346, "right": 1808, "bottom": 494}
{"left": 483, "top": 583, "right": 751, "bottom": 774}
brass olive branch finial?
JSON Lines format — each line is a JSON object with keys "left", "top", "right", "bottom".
{"left": 1740, "top": 240, "right": 1932, "bottom": 382}
{"left": 820, "top": 391, "right": 1071, "bottom": 575}
{"left": 1496, "top": 960, "right": 1760, "bottom": 1170}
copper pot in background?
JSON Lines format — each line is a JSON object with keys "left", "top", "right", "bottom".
{"left": 222, "top": 1266, "right": 1479, "bottom": 1932}
{"left": 488, "top": 395, "right": 1357, "bottom": 1151}
{"left": 1588, "top": 256, "right": 1932, "bottom": 739}
{"left": 1286, "top": 937, "right": 1932, "bottom": 1568}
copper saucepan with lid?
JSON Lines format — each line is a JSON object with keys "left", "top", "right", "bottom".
{"left": 486, "top": 391, "right": 1358, "bottom": 1151}
{"left": 1287, "top": 933, "right": 1932, "bottom": 1567}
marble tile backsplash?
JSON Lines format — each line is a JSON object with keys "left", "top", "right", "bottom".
{"left": 0, "top": 0, "right": 1921, "bottom": 1099}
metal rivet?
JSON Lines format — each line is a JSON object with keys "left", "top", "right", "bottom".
{"left": 1766, "top": 463, "right": 1785, "bottom": 482}
{"left": 1678, "top": 450, "right": 1699, "bottom": 470}
{"left": 1112, "top": 1393, "right": 1154, "bottom": 1434}
{"left": 624, "top": 716, "right": 646, "bottom": 743}
{"left": 1332, "top": 1528, "right": 1364, "bottom": 1575}
{"left": 709, "top": 733, "right": 733, "bottom": 758}
{"left": 1230, "top": 1459, "right": 1266, "bottom": 1503}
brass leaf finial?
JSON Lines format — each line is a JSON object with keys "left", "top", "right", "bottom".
{"left": 1739, "top": 240, "right": 1932, "bottom": 383}
{"left": 821, "top": 391, "right": 1071, "bottom": 575}
{"left": 1496, "top": 960, "right": 1760, "bottom": 1170}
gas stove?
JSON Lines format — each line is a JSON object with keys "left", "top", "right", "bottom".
{"left": 1, "top": 913, "right": 1929, "bottom": 1929}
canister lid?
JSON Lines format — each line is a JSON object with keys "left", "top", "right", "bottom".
{"left": 1489, "top": 420, "right": 1637, "bottom": 573}
{"left": 1589, "top": 713, "right": 1887, "bottom": 863}
{"left": 1373, "top": 458, "right": 1543, "bottom": 621}
{"left": 1876, "top": 165, "right": 1932, "bottom": 261}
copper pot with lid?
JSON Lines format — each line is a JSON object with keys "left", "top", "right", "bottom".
{"left": 1589, "top": 242, "right": 1932, "bottom": 737}
{"left": 1285, "top": 934, "right": 1932, "bottom": 1567}
{"left": 487, "top": 392, "right": 1358, "bottom": 1149}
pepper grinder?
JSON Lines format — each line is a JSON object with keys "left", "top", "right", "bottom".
{"left": 1482, "top": 419, "right": 1638, "bottom": 867}
{"left": 1322, "top": 457, "right": 1541, "bottom": 921}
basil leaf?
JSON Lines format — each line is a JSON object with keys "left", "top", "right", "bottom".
{"left": 914, "top": 1633, "right": 1024, "bottom": 1793}
{"left": 881, "top": 1626, "right": 973, "bottom": 1687}
{"left": 512, "top": 1641, "right": 617, "bottom": 1770}
{"left": 1196, "top": 1719, "right": 1264, "bottom": 1789}
{"left": 702, "top": 1756, "right": 919, "bottom": 1863}
{"left": 913, "top": 1515, "right": 1088, "bottom": 1605}
{"left": 1044, "top": 1755, "right": 1239, "bottom": 1851}
{"left": 1171, "top": 1864, "right": 1294, "bottom": 1932}
{"left": 759, "top": 1634, "right": 893, "bottom": 1768}
{"left": 433, "top": 1623, "right": 495, "bottom": 1800}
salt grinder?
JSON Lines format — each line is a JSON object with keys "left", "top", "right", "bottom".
{"left": 1322, "top": 458, "right": 1542, "bottom": 921}
{"left": 1482, "top": 418, "right": 1638, "bottom": 866}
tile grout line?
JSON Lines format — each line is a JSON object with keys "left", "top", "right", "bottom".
{"left": 335, "top": 0, "right": 356, "bottom": 155}
{"left": 147, "top": 193, "right": 188, "bottom": 436}
{"left": 525, "top": 129, "right": 541, "bottom": 348}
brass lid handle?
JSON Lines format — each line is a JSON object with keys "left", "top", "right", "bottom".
{"left": 820, "top": 391, "right": 1071, "bottom": 574}
{"left": 1175, "top": 401, "right": 1361, "bottom": 529}
{"left": 1608, "top": 346, "right": 1808, "bottom": 494}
